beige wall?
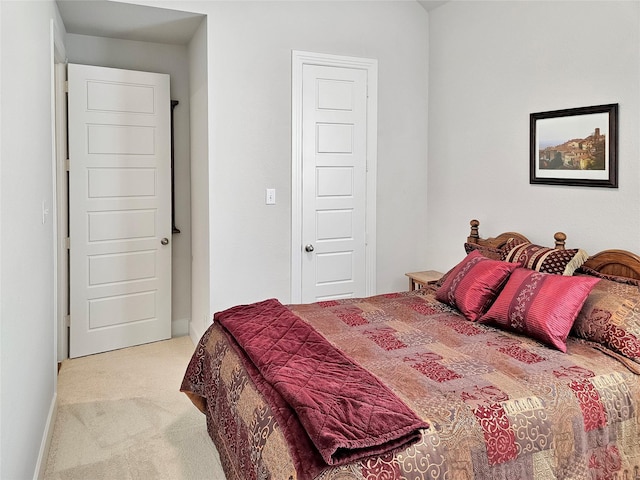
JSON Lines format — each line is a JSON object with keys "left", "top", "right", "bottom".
{"left": 204, "top": 1, "right": 430, "bottom": 315}
{"left": 427, "top": 1, "right": 640, "bottom": 272}
{"left": 187, "top": 18, "right": 211, "bottom": 340}
{"left": 1, "top": 1, "right": 61, "bottom": 477}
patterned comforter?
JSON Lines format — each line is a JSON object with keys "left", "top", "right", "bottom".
{"left": 181, "top": 286, "right": 640, "bottom": 480}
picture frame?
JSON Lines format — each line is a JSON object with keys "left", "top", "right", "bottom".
{"left": 530, "top": 103, "right": 618, "bottom": 188}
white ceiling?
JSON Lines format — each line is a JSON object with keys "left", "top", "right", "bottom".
{"left": 57, "top": 0, "right": 446, "bottom": 46}
{"left": 56, "top": 0, "right": 205, "bottom": 45}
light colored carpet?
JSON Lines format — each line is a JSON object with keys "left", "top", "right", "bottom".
{"left": 44, "top": 336, "right": 226, "bottom": 480}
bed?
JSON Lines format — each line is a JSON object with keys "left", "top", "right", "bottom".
{"left": 181, "top": 219, "right": 640, "bottom": 480}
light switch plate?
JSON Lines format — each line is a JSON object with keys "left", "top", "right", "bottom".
{"left": 266, "top": 188, "right": 276, "bottom": 205}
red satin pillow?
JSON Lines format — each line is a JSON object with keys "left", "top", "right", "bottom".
{"left": 479, "top": 268, "right": 599, "bottom": 352}
{"left": 436, "top": 250, "right": 519, "bottom": 321}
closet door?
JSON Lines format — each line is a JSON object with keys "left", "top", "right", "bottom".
{"left": 300, "top": 64, "right": 369, "bottom": 303}
{"left": 291, "top": 51, "right": 378, "bottom": 304}
{"left": 68, "top": 63, "right": 172, "bottom": 358}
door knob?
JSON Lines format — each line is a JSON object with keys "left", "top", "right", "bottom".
{"left": 161, "top": 237, "right": 169, "bottom": 245}
{"left": 305, "top": 244, "right": 314, "bottom": 252}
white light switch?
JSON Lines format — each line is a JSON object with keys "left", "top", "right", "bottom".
{"left": 266, "top": 188, "right": 276, "bottom": 205}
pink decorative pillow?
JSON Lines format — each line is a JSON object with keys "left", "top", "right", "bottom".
{"left": 502, "top": 239, "right": 588, "bottom": 276}
{"left": 572, "top": 278, "right": 640, "bottom": 365}
{"left": 479, "top": 268, "right": 599, "bottom": 352}
{"left": 436, "top": 250, "right": 519, "bottom": 321}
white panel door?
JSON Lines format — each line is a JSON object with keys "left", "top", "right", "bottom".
{"left": 68, "top": 64, "right": 171, "bottom": 358}
{"left": 301, "top": 65, "right": 368, "bottom": 303}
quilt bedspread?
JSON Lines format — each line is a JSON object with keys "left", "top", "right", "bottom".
{"left": 181, "top": 287, "right": 640, "bottom": 480}
{"left": 215, "top": 298, "right": 428, "bottom": 473}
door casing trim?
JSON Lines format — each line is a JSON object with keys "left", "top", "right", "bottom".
{"left": 290, "top": 50, "right": 377, "bottom": 303}
{"left": 53, "top": 23, "right": 68, "bottom": 362}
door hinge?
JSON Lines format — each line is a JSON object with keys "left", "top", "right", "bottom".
{"left": 65, "top": 159, "right": 70, "bottom": 171}
{"left": 65, "top": 315, "right": 71, "bottom": 328}
{"left": 65, "top": 237, "right": 70, "bottom": 249}
{"left": 64, "top": 80, "right": 69, "bottom": 93}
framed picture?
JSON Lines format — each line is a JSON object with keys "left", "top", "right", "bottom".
{"left": 530, "top": 103, "right": 618, "bottom": 188}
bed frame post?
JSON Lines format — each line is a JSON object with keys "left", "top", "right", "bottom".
{"left": 554, "top": 232, "right": 566, "bottom": 250}
{"left": 468, "top": 219, "right": 480, "bottom": 244}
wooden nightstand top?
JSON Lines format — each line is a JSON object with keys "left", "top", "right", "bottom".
{"left": 405, "top": 270, "right": 444, "bottom": 291}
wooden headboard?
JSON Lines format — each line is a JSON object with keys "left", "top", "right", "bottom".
{"left": 466, "top": 219, "right": 566, "bottom": 251}
{"left": 467, "top": 219, "right": 640, "bottom": 280}
{"left": 582, "top": 250, "right": 640, "bottom": 280}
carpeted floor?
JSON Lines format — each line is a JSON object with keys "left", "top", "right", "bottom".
{"left": 44, "top": 336, "right": 226, "bottom": 480}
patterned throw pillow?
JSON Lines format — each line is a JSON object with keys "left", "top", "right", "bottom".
{"left": 479, "top": 268, "right": 599, "bottom": 352}
{"left": 463, "top": 242, "right": 504, "bottom": 261}
{"left": 435, "top": 250, "right": 519, "bottom": 321}
{"left": 464, "top": 237, "right": 527, "bottom": 261}
{"left": 502, "top": 239, "right": 588, "bottom": 275}
{"left": 571, "top": 278, "right": 640, "bottom": 365}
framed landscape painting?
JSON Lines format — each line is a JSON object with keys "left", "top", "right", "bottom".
{"left": 530, "top": 104, "right": 618, "bottom": 188}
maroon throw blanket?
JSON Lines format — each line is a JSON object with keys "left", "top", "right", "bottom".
{"left": 215, "top": 298, "right": 429, "bottom": 468}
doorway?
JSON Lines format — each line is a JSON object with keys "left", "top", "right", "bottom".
{"left": 54, "top": 3, "right": 208, "bottom": 360}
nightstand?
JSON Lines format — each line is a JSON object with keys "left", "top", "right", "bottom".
{"left": 405, "top": 270, "right": 444, "bottom": 291}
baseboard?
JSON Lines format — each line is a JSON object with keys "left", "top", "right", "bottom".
{"left": 171, "top": 317, "right": 190, "bottom": 337}
{"left": 189, "top": 321, "right": 205, "bottom": 346}
{"left": 33, "top": 392, "right": 57, "bottom": 480}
